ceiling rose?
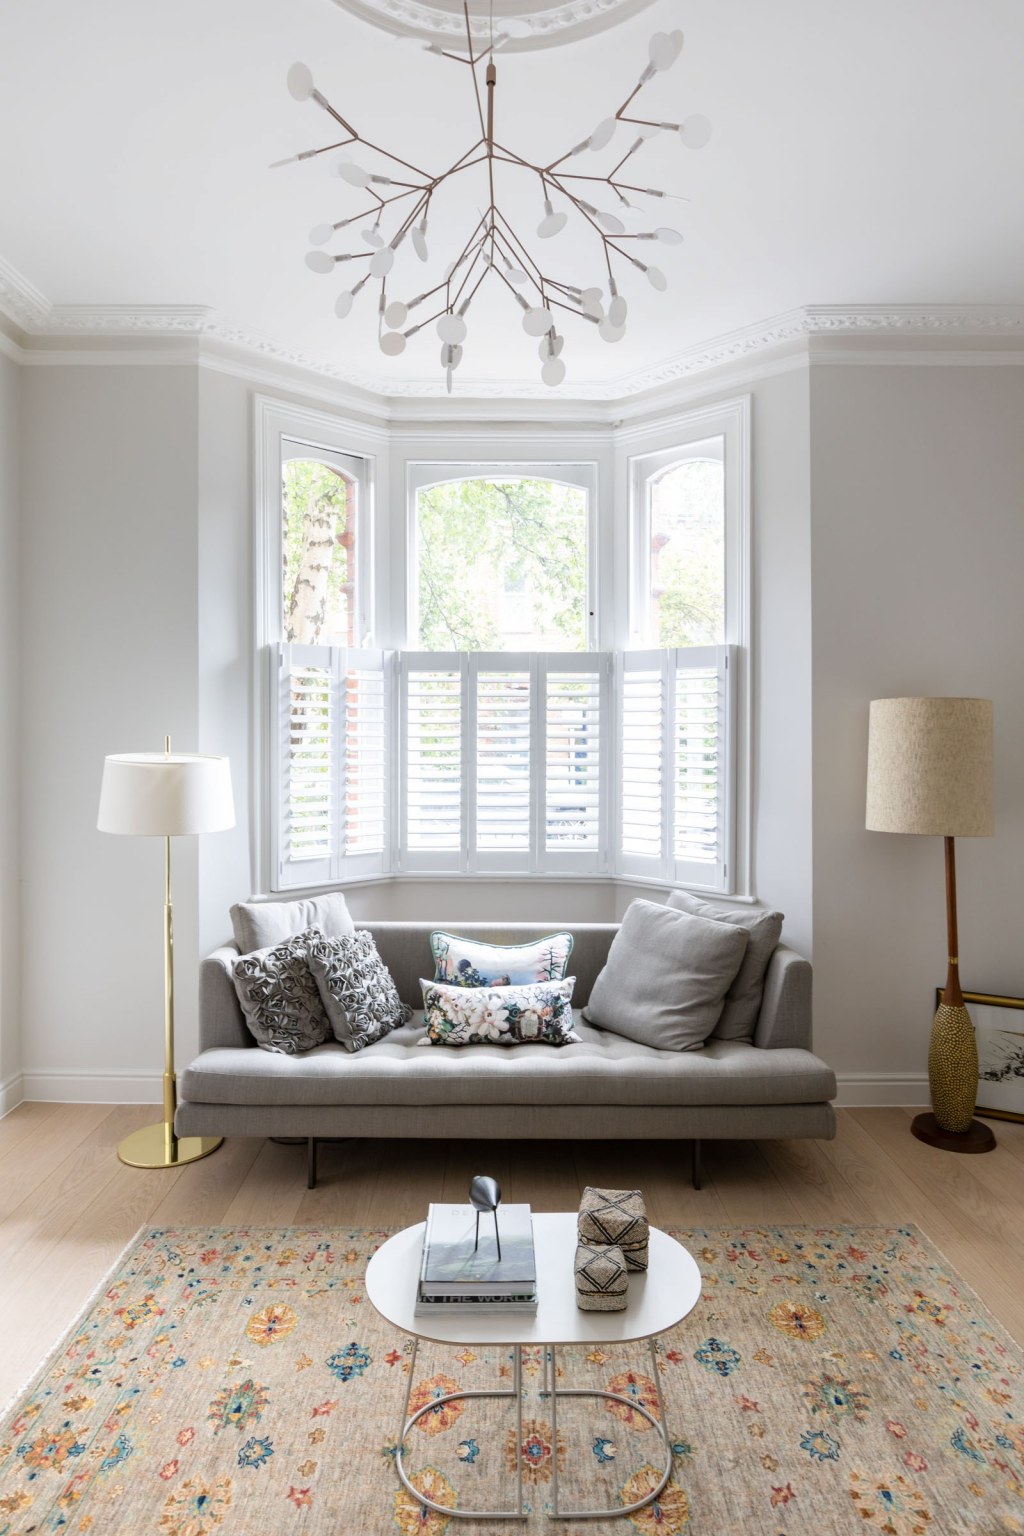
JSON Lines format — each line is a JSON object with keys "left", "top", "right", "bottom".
{"left": 330, "top": 0, "right": 656, "bottom": 52}
{"left": 280, "top": 6, "right": 710, "bottom": 391}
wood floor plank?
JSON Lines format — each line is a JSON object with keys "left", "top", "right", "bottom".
{"left": 756, "top": 1131, "right": 877, "bottom": 1225}
{"left": 0, "top": 1102, "right": 112, "bottom": 1222}
{"left": 219, "top": 1137, "right": 310, "bottom": 1227}
{"left": 702, "top": 1138, "right": 802, "bottom": 1225}
{"left": 147, "top": 1134, "right": 265, "bottom": 1226}
{"left": 0, "top": 1099, "right": 62, "bottom": 1157}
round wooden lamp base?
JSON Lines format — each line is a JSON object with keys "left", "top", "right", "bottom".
{"left": 910, "top": 1112, "right": 996, "bottom": 1154}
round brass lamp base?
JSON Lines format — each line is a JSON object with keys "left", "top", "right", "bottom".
{"left": 910, "top": 1112, "right": 996, "bottom": 1154}
{"left": 118, "top": 1123, "right": 223, "bottom": 1170}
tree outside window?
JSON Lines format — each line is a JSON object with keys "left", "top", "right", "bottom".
{"left": 414, "top": 477, "right": 588, "bottom": 651}
{"left": 283, "top": 459, "right": 356, "bottom": 646}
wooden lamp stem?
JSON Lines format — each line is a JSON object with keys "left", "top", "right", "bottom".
{"left": 943, "top": 835, "right": 963, "bottom": 1008}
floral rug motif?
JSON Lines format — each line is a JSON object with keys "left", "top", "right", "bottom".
{"left": 1, "top": 1224, "right": 1023, "bottom": 1534}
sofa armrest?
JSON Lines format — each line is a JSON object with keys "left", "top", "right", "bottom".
{"left": 753, "top": 944, "right": 812, "bottom": 1052}
{"left": 199, "top": 943, "right": 249, "bottom": 1051}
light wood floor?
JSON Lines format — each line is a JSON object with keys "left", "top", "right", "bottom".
{"left": 1, "top": 1103, "right": 1022, "bottom": 1406}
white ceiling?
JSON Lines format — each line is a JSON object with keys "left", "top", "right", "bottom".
{"left": 1, "top": 0, "right": 1023, "bottom": 396}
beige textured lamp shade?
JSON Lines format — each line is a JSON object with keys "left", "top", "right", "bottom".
{"left": 97, "top": 752, "right": 235, "bottom": 836}
{"left": 865, "top": 697, "right": 993, "bottom": 836}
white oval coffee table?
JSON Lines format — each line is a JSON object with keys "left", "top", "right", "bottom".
{"left": 366, "top": 1212, "right": 702, "bottom": 1522}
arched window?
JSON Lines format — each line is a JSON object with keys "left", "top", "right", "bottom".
{"left": 281, "top": 449, "right": 361, "bottom": 647}
{"left": 410, "top": 474, "right": 590, "bottom": 652}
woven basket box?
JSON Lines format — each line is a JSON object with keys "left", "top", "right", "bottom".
{"left": 574, "top": 1242, "right": 628, "bottom": 1311}
{"left": 578, "top": 1186, "right": 649, "bottom": 1272}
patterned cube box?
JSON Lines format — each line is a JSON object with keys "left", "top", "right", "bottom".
{"left": 574, "top": 1242, "right": 628, "bottom": 1311}
{"left": 578, "top": 1186, "right": 649, "bottom": 1272}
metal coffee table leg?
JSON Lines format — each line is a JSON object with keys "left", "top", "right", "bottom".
{"left": 394, "top": 1339, "right": 526, "bottom": 1521}
{"left": 549, "top": 1338, "right": 673, "bottom": 1521}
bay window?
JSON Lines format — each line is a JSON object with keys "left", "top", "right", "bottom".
{"left": 258, "top": 396, "right": 749, "bottom": 898}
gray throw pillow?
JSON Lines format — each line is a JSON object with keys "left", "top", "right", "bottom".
{"left": 583, "top": 899, "right": 749, "bottom": 1051}
{"left": 230, "top": 892, "right": 355, "bottom": 955}
{"left": 307, "top": 930, "right": 412, "bottom": 1052}
{"left": 666, "top": 891, "right": 783, "bottom": 1042}
{"left": 233, "top": 927, "right": 331, "bottom": 1054}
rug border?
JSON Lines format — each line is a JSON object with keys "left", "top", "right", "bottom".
{"left": 0, "top": 1223, "right": 153, "bottom": 1421}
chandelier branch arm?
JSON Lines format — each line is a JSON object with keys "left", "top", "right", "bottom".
{"left": 491, "top": 215, "right": 546, "bottom": 290}
{"left": 269, "top": 136, "right": 356, "bottom": 169}
{"left": 449, "top": 238, "right": 491, "bottom": 311}
{"left": 310, "top": 90, "right": 358, "bottom": 138}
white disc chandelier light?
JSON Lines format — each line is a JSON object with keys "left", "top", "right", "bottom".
{"left": 279, "top": 3, "right": 710, "bottom": 390}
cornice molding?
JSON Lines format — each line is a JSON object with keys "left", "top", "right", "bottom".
{"left": 0, "top": 255, "right": 49, "bottom": 331}
{"left": 3, "top": 252, "right": 1024, "bottom": 406}
{"left": 330, "top": 0, "right": 654, "bottom": 51}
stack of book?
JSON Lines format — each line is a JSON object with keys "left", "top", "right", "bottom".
{"left": 416, "top": 1202, "right": 537, "bottom": 1313}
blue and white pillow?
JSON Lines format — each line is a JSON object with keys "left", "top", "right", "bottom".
{"left": 430, "top": 930, "right": 574, "bottom": 988}
{"left": 419, "top": 977, "right": 579, "bottom": 1047}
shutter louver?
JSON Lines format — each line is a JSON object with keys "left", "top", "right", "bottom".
{"left": 476, "top": 668, "right": 531, "bottom": 852}
{"left": 671, "top": 646, "right": 734, "bottom": 890}
{"left": 620, "top": 654, "right": 665, "bottom": 864}
{"left": 275, "top": 644, "right": 336, "bottom": 888}
{"left": 545, "top": 663, "right": 604, "bottom": 864}
{"left": 340, "top": 651, "right": 389, "bottom": 874}
{"left": 404, "top": 663, "right": 463, "bottom": 864}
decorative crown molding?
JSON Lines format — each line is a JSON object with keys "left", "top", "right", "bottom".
{"left": 0, "top": 255, "right": 49, "bottom": 331}
{"left": 330, "top": 0, "right": 655, "bottom": 51}
{"left": 3, "top": 252, "right": 1024, "bottom": 403}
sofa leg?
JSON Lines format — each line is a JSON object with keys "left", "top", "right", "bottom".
{"left": 307, "top": 1137, "right": 317, "bottom": 1190}
{"left": 691, "top": 1138, "right": 703, "bottom": 1191}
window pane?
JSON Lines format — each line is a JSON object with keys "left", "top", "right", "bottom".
{"left": 283, "top": 459, "right": 356, "bottom": 645}
{"left": 649, "top": 456, "right": 724, "bottom": 647}
{"left": 415, "top": 477, "right": 587, "bottom": 651}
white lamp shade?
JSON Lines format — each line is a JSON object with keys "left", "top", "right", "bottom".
{"left": 98, "top": 753, "right": 235, "bottom": 837}
{"left": 865, "top": 697, "right": 993, "bottom": 836}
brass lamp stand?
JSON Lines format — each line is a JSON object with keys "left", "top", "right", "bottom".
{"left": 98, "top": 737, "right": 235, "bottom": 1169}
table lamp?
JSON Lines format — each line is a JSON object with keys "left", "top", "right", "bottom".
{"left": 98, "top": 738, "right": 235, "bottom": 1169}
{"left": 865, "top": 697, "right": 995, "bottom": 1152}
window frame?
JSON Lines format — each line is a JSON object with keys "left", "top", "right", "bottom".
{"left": 254, "top": 397, "right": 751, "bottom": 899}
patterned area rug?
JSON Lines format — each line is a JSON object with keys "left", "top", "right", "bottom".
{"left": 1, "top": 1224, "right": 1022, "bottom": 1535}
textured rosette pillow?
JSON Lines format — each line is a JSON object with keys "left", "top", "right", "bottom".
{"left": 429, "top": 930, "right": 573, "bottom": 988}
{"left": 307, "top": 930, "right": 411, "bottom": 1051}
{"left": 232, "top": 927, "right": 331, "bottom": 1054}
{"left": 419, "top": 976, "right": 580, "bottom": 1046}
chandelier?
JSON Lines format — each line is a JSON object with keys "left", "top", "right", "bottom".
{"left": 279, "top": 4, "right": 710, "bottom": 390}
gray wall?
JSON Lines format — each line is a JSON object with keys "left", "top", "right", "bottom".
{"left": 20, "top": 365, "right": 201, "bottom": 1098}
{"left": 810, "top": 363, "right": 1024, "bottom": 1088}
{"left": 0, "top": 352, "right": 21, "bottom": 1113}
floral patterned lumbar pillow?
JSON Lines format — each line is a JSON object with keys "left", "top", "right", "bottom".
{"left": 233, "top": 927, "right": 331, "bottom": 1055}
{"left": 429, "top": 931, "right": 574, "bottom": 988}
{"left": 307, "top": 930, "right": 412, "bottom": 1052}
{"left": 419, "top": 977, "right": 579, "bottom": 1047}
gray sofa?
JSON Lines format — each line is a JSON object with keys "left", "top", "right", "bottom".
{"left": 176, "top": 921, "right": 836, "bottom": 1189}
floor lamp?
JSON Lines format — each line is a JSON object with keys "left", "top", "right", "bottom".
{"left": 98, "top": 738, "right": 235, "bottom": 1169}
{"left": 865, "top": 697, "right": 996, "bottom": 1153}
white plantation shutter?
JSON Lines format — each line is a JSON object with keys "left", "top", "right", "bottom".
{"left": 616, "top": 645, "right": 735, "bottom": 891}
{"left": 543, "top": 656, "right": 608, "bottom": 872}
{"left": 618, "top": 651, "right": 667, "bottom": 875}
{"left": 273, "top": 644, "right": 390, "bottom": 888}
{"left": 273, "top": 645, "right": 734, "bottom": 889}
{"left": 401, "top": 656, "right": 465, "bottom": 872}
{"left": 672, "top": 647, "right": 734, "bottom": 889}
{"left": 474, "top": 664, "right": 532, "bottom": 871}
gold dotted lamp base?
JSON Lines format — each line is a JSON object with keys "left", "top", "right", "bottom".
{"left": 118, "top": 1123, "right": 223, "bottom": 1170}
{"left": 928, "top": 1002, "right": 981, "bottom": 1134}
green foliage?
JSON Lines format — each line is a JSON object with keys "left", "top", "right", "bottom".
{"left": 415, "top": 477, "right": 587, "bottom": 651}
{"left": 282, "top": 459, "right": 353, "bottom": 644}
{"left": 650, "top": 459, "right": 724, "bottom": 647}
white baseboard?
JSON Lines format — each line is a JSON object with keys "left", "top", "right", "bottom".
{"left": 834, "top": 1072, "right": 929, "bottom": 1108}
{"left": 20, "top": 1068, "right": 161, "bottom": 1105}
{"left": 0, "top": 1073, "right": 25, "bottom": 1119}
